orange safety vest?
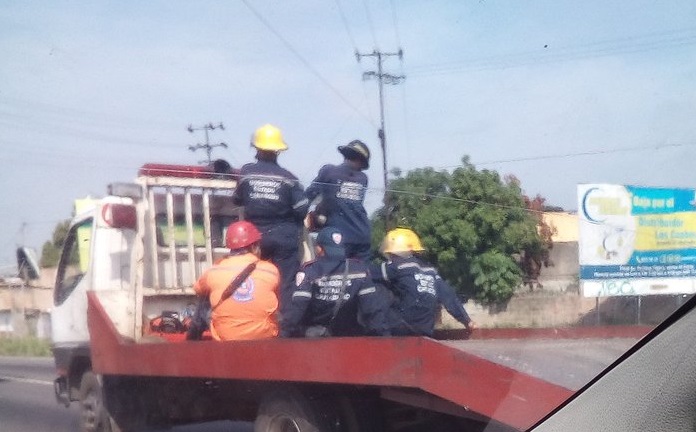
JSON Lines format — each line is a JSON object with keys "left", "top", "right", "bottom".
{"left": 194, "top": 253, "right": 280, "bottom": 340}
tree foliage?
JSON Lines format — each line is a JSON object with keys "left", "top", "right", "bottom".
{"left": 40, "top": 220, "right": 71, "bottom": 268}
{"left": 372, "top": 157, "right": 548, "bottom": 305}
{"left": 520, "top": 191, "right": 558, "bottom": 289}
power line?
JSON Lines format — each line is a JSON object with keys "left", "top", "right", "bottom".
{"left": 437, "top": 141, "right": 696, "bottom": 169}
{"left": 382, "top": 185, "right": 673, "bottom": 239}
{"left": 384, "top": 0, "right": 410, "bottom": 169}
{"left": 0, "top": 118, "right": 184, "bottom": 149}
{"left": 333, "top": 0, "right": 359, "bottom": 51}
{"left": 239, "top": 0, "right": 376, "bottom": 128}
{"left": 0, "top": 96, "right": 179, "bottom": 130}
{"left": 410, "top": 28, "right": 696, "bottom": 77}
{"left": 361, "top": 0, "right": 379, "bottom": 49}
{"left": 399, "top": 77, "right": 411, "bottom": 166}
{"left": 387, "top": 0, "right": 402, "bottom": 49}
{"left": 331, "top": 0, "right": 378, "bottom": 125}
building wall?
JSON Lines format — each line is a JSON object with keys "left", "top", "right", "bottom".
{"left": 442, "top": 293, "right": 689, "bottom": 329}
{"left": 0, "top": 278, "right": 53, "bottom": 338}
{"left": 543, "top": 211, "right": 578, "bottom": 243}
{"left": 0, "top": 310, "right": 12, "bottom": 333}
{"left": 0, "top": 285, "right": 53, "bottom": 312}
{"left": 538, "top": 241, "right": 579, "bottom": 292}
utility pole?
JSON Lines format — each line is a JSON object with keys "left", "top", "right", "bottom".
{"left": 187, "top": 122, "right": 227, "bottom": 164}
{"left": 356, "top": 49, "right": 405, "bottom": 229}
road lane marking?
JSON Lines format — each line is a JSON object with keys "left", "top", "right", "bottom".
{"left": 0, "top": 375, "right": 53, "bottom": 386}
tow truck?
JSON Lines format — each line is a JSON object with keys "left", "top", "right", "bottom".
{"left": 51, "top": 162, "right": 650, "bottom": 431}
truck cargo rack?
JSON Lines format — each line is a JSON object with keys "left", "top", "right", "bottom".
{"left": 137, "top": 174, "right": 238, "bottom": 292}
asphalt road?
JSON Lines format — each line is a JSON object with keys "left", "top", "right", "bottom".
{"left": 0, "top": 356, "right": 252, "bottom": 432}
{"left": 446, "top": 337, "right": 639, "bottom": 390}
{"left": 0, "top": 357, "right": 81, "bottom": 432}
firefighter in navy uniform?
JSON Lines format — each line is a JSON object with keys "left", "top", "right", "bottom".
{"left": 305, "top": 140, "right": 371, "bottom": 260}
{"left": 281, "top": 227, "right": 390, "bottom": 338}
{"left": 232, "top": 124, "right": 309, "bottom": 318}
{"left": 374, "top": 228, "right": 477, "bottom": 337}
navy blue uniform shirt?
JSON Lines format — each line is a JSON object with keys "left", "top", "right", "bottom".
{"left": 282, "top": 257, "right": 389, "bottom": 337}
{"left": 372, "top": 255, "right": 471, "bottom": 337}
{"left": 232, "top": 160, "right": 309, "bottom": 228}
{"left": 305, "top": 162, "right": 370, "bottom": 247}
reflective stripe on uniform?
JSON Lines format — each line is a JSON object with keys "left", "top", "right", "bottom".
{"left": 292, "top": 291, "right": 312, "bottom": 298}
{"left": 241, "top": 173, "right": 299, "bottom": 186}
{"left": 358, "top": 287, "right": 376, "bottom": 296}
{"left": 381, "top": 262, "right": 389, "bottom": 281}
{"left": 316, "top": 272, "right": 367, "bottom": 283}
{"left": 293, "top": 198, "right": 309, "bottom": 209}
{"left": 396, "top": 262, "right": 435, "bottom": 272}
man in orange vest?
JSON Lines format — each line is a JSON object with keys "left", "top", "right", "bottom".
{"left": 193, "top": 220, "right": 280, "bottom": 340}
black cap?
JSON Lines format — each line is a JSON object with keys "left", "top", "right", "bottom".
{"left": 338, "top": 140, "right": 370, "bottom": 169}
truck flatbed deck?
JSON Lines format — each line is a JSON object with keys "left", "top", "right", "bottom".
{"left": 88, "top": 292, "right": 650, "bottom": 431}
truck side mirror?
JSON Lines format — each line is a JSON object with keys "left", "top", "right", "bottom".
{"left": 16, "top": 247, "right": 40, "bottom": 281}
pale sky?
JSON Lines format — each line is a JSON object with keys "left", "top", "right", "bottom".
{"left": 1, "top": 0, "right": 695, "bottom": 272}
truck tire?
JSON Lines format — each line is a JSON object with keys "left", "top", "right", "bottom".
{"left": 79, "top": 371, "right": 113, "bottom": 432}
{"left": 254, "top": 388, "right": 337, "bottom": 432}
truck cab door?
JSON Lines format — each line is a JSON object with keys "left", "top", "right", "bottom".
{"left": 51, "top": 217, "right": 94, "bottom": 345}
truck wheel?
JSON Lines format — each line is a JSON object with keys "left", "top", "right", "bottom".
{"left": 79, "top": 371, "right": 113, "bottom": 432}
{"left": 254, "top": 388, "right": 336, "bottom": 432}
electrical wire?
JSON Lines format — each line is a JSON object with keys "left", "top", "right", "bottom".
{"left": 378, "top": 184, "right": 669, "bottom": 242}
{"left": 439, "top": 141, "right": 696, "bottom": 169}
{"left": 239, "top": 0, "right": 376, "bottom": 128}
{"left": 361, "top": 0, "right": 379, "bottom": 49}
{"left": 331, "top": 0, "right": 378, "bottom": 125}
{"left": 385, "top": 0, "right": 410, "bottom": 167}
{"left": 333, "top": 0, "right": 359, "bottom": 52}
{"left": 410, "top": 28, "right": 696, "bottom": 77}
{"left": 6, "top": 163, "right": 676, "bottom": 247}
{"left": 388, "top": 0, "right": 402, "bottom": 50}
{"left": 0, "top": 118, "right": 187, "bottom": 150}
{"left": 398, "top": 80, "right": 412, "bottom": 167}
{"left": 0, "top": 96, "right": 179, "bottom": 131}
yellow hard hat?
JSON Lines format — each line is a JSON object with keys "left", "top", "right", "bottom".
{"left": 380, "top": 228, "right": 425, "bottom": 254}
{"left": 251, "top": 124, "right": 288, "bottom": 151}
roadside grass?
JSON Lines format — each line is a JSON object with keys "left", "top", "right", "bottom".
{"left": 0, "top": 337, "right": 52, "bottom": 357}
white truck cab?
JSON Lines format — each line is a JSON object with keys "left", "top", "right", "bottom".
{"left": 51, "top": 163, "right": 239, "bottom": 425}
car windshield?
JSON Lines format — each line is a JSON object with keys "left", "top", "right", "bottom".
{"left": 2, "top": 1, "right": 695, "bottom": 432}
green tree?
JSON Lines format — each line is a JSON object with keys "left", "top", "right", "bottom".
{"left": 372, "top": 157, "right": 546, "bottom": 305}
{"left": 521, "top": 190, "right": 559, "bottom": 290}
{"left": 40, "top": 220, "right": 71, "bottom": 267}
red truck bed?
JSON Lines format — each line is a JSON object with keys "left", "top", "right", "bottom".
{"left": 87, "top": 292, "right": 649, "bottom": 431}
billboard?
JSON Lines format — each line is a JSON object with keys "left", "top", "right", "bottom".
{"left": 578, "top": 184, "right": 696, "bottom": 297}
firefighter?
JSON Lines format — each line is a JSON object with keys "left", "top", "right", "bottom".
{"left": 231, "top": 124, "right": 309, "bottom": 319}
{"left": 192, "top": 220, "right": 280, "bottom": 341}
{"left": 305, "top": 140, "right": 372, "bottom": 260}
{"left": 374, "top": 228, "right": 477, "bottom": 337}
{"left": 281, "top": 226, "right": 390, "bottom": 338}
